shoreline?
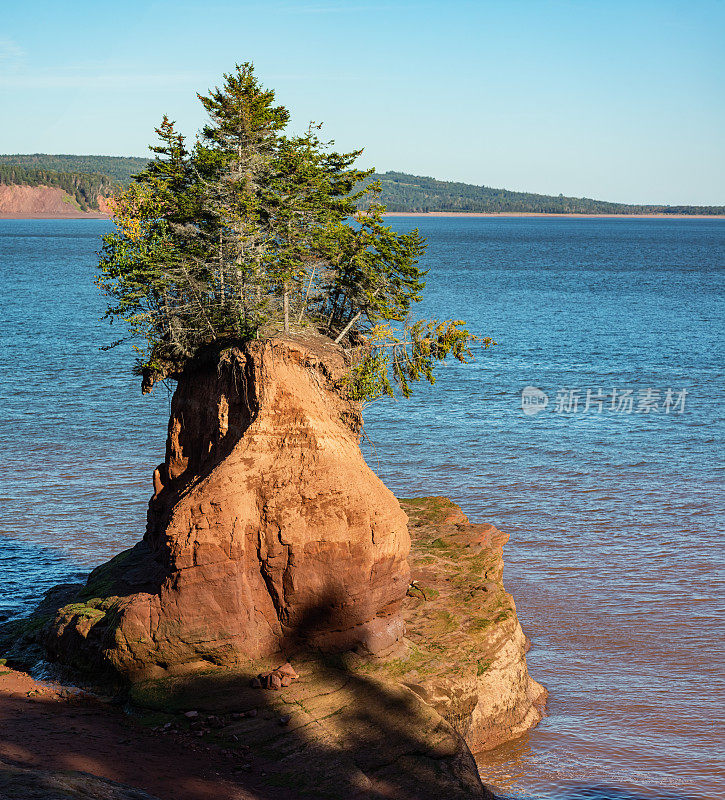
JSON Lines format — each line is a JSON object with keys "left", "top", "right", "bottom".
{"left": 0, "top": 212, "right": 109, "bottom": 219}
{"left": 382, "top": 211, "right": 725, "bottom": 219}
{"left": 1, "top": 211, "right": 724, "bottom": 220}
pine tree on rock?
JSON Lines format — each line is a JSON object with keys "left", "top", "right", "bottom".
{"left": 97, "top": 63, "right": 493, "bottom": 400}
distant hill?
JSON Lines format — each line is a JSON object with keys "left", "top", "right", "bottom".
{"left": 0, "top": 155, "right": 149, "bottom": 212}
{"left": 0, "top": 155, "right": 722, "bottom": 216}
{"left": 0, "top": 164, "right": 115, "bottom": 212}
{"left": 360, "top": 171, "right": 725, "bottom": 216}
{"left": 0, "top": 154, "right": 149, "bottom": 184}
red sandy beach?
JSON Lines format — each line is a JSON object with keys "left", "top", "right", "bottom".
{"left": 0, "top": 212, "right": 109, "bottom": 219}
{"left": 0, "top": 666, "right": 292, "bottom": 800}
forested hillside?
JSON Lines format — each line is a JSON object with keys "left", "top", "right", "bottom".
{"left": 0, "top": 164, "right": 115, "bottom": 211}
{"left": 361, "top": 172, "right": 725, "bottom": 215}
{"left": 0, "top": 154, "right": 148, "bottom": 183}
{"left": 0, "top": 155, "right": 722, "bottom": 215}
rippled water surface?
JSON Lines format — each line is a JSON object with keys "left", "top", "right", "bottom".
{"left": 1, "top": 218, "right": 723, "bottom": 799}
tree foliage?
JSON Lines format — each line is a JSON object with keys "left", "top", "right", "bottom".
{"left": 96, "top": 63, "right": 489, "bottom": 401}
{"left": 346, "top": 321, "right": 494, "bottom": 403}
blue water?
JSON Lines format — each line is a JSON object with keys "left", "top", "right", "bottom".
{"left": 1, "top": 218, "right": 723, "bottom": 799}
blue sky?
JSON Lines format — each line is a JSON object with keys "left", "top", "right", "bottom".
{"left": 1, "top": 0, "right": 723, "bottom": 205}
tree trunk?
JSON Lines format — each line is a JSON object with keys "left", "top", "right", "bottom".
{"left": 283, "top": 284, "right": 290, "bottom": 334}
{"left": 297, "top": 265, "right": 316, "bottom": 324}
{"left": 218, "top": 229, "right": 225, "bottom": 304}
{"left": 334, "top": 311, "right": 361, "bottom": 344}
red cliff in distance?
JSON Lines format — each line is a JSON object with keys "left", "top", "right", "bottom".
{"left": 0, "top": 184, "right": 109, "bottom": 218}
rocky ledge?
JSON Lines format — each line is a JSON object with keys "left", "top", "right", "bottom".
{"left": 386, "top": 497, "right": 547, "bottom": 753}
{"left": 0, "top": 497, "right": 544, "bottom": 798}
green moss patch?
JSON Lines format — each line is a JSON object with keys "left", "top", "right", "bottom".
{"left": 476, "top": 659, "right": 493, "bottom": 676}
{"left": 360, "top": 496, "right": 525, "bottom": 707}
{"left": 80, "top": 548, "right": 135, "bottom": 600}
{"left": 58, "top": 602, "right": 108, "bottom": 621}
{"left": 399, "top": 496, "right": 459, "bottom": 525}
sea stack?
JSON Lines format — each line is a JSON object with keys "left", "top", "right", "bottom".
{"left": 44, "top": 337, "right": 411, "bottom": 680}
{"left": 2, "top": 335, "right": 546, "bottom": 798}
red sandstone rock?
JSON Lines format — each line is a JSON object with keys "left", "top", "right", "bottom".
{"left": 44, "top": 337, "right": 411, "bottom": 680}
{"left": 255, "top": 662, "right": 301, "bottom": 690}
{"left": 276, "top": 663, "right": 299, "bottom": 680}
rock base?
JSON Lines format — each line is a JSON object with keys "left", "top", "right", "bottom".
{"left": 0, "top": 495, "right": 544, "bottom": 798}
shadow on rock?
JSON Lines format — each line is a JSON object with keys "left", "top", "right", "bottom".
{"left": 0, "top": 759, "right": 161, "bottom": 800}
{"left": 128, "top": 648, "right": 494, "bottom": 800}
{"left": 111, "top": 592, "right": 492, "bottom": 799}
{"left": 1, "top": 593, "right": 492, "bottom": 799}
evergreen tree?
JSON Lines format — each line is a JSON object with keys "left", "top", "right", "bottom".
{"left": 97, "top": 63, "right": 492, "bottom": 400}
